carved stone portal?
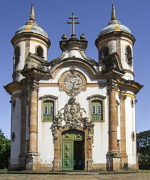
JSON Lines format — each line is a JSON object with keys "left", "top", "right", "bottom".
{"left": 52, "top": 93, "right": 94, "bottom": 137}
{"left": 51, "top": 93, "right": 94, "bottom": 170}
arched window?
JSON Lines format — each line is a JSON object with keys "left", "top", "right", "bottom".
{"left": 99, "top": 46, "right": 109, "bottom": 60}
{"left": 91, "top": 100, "right": 103, "bottom": 121}
{"left": 14, "top": 46, "right": 20, "bottom": 66}
{"left": 43, "top": 100, "right": 54, "bottom": 121}
{"left": 126, "top": 46, "right": 132, "bottom": 65}
{"left": 103, "top": 46, "right": 109, "bottom": 57}
{"left": 37, "top": 46, "right": 43, "bottom": 58}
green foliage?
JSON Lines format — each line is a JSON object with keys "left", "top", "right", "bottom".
{"left": 138, "top": 154, "right": 150, "bottom": 170}
{"left": 137, "top": 130, "right": 150, "bottom": 155}
{"left": 0, "top": 128, "right": 10, "bottom": 169}
{"left": 137, "top": 130, "right": 150, "bottom": 170}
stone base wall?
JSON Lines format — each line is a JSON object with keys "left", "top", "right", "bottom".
{"left": 40, "top": 164, "right": 53, "bottom": 171}
{"left": 93, "top": 163, "right": 106, "bottom": 170}
{"left": 8, "top": 164, "right": 20, "bottom": 171}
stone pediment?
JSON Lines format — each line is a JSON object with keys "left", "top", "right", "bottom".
{"left": 101, "top": 52, "right": 125, "bottom": 75}
{"left": 22, "top": 53, "right": 50, "bottom": 77}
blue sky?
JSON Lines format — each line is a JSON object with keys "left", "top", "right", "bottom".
{"left": 0, "top": 0, "right": 149, "bottom": 138}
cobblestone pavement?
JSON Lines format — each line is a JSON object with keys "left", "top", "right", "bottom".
{"left": 0, "top": 173, "right": 150, "bottom": 180}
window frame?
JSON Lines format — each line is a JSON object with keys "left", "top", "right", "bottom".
{"left": 87, "top": 95, "right": 106, "bottom": 122}
{"left": 35, "top": 45, "right": 44, "bottom": 58}
{"left": 91, "top": 100, "right": 103, "bottom": 121}
{"left": 43, "top": 100, "right": 54, "bottom": 121}
{"left": 39, "top": 95, "right": 58, "bottom": 122}
{"left": 125, "top": 45, "right": 133, "bottom": 66}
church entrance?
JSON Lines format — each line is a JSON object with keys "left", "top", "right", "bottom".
{"left": 62, "top": 130, "right": 84, "bottom": 170}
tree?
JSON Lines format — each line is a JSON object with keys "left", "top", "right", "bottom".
{"left": 0, "top": 128, "right": 10, "bottom": 169}
{"left": 137, "top": 130, "right": 150, "bottom": 169}
{"left": 137, "top": 130, "right": 150, "bottom": 155}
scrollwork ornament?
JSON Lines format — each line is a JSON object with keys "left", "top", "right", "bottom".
{"left": 51, "top": 93, "right": 94, "bottom": 135}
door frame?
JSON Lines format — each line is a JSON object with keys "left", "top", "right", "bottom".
{"left": 62, "top": 130, "right": 84, "bottom": 170}
{"left": 52, "top": 126, "right": 93, "bottom": 171}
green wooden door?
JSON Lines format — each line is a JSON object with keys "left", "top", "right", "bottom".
{"left": 62, "top": 130, "right": 84, "bottom": 170}
{"left": 62, "top": 141, "right": 73, "bottom": 170}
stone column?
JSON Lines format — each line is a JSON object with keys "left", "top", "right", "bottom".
{"left": 107, "top": 81, "right": 121, "bottom": 171}
{"left": 18, "top": 90, "right": 26, "bottom": 170}
{"left": 53, "top": 132, "right": 61, "bottom": 171}
{"left": 29, "top": 87, "right": 38, "bottom": 153}
{"left": 109, "top": 88, "right": 118, "bottom": 153}
{"left": 119, "top": 93, "right": 128, "bottom": 169}
{"left": 26, "top": 83, "right": 40, "bottom": 170}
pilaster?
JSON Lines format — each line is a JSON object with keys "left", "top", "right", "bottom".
{"left": 107, "top": 79, "right": 121, "bottom": 170}
{"left": 26, "top": 81, "right": 41, "bottom": 170}
{"left": 119, "top": 93, "right": 128, "bottom": 169}
{"left": 18, "top": 89, "right": 27, "bottom": 170}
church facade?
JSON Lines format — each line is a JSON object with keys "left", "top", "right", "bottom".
{"left": 5, "top": 4, "right": 143, "bottom": 171}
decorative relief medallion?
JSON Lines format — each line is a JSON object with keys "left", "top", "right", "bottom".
{"left": 64, "top": 73, "right": 82, "bottom": 91}
{"left": 59, "top": 65, "right": 86, "bottom": 95}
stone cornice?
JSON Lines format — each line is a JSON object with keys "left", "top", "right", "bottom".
{"left": 39, "top": 95, "right": 58, "bottom": 100}
{"left": 11, "top": 32, "right": 51, "bottom": 48}
{"left": 87, "top": 94, "right": 106, "bottom": 100}
{"left": 60, "top": 37, "right": 88, "bottom": 51}
{"left": 117, "top": 78, "right": 143, "bottom": 94}
{"left": 4, "top": 81, "right": 21, "bottom": 95}
{"left": 95, "top": 31, "right": 135, "bottom": 48}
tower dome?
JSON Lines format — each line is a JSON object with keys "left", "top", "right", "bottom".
{"left": 95, "top": 4, "right": 136, "bottom": 81}
{"left": 11, "top": 4, "right": 50, "bottom": 82}
{"left": 15, "top": 4, "right": 48, "bottom": 38}
{"left": 98, "top": 4, "right": 132, "bottom": 37}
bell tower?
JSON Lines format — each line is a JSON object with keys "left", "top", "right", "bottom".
{"left": 95, "top": 4, "right": 135, "bottom": 80}
{"left": 11, "top": 4, "right": 50, "bottom": 82}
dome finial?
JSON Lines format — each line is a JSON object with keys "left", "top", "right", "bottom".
{"left": 30, "top": 4, "right": 35, "bottom": 21}
{"left": 111, "top": 4, "right": 116, "bottom": 20}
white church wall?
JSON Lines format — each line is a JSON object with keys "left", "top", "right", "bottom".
{"left": 37, "top": 98, "right": 54, "bottom": 164}
{"left": 38, "top": 121, "right": 54, "bottom": 164}
{"left": 62, "top": 50, "right": 84, "bottom": 59}
{"left": 93, "top": 121, "right": 108, "bottom": 163}
{"left": 107, "top": 40, "right": 116, "bottom": 54}
{"left": 120, "top": 40, "right": 134, "bottom": 80}
{"left": 125, "top": 96, "right": 136, "bottom": 166}
{"left": 14, "top": 40, "right": 26, "bottom": 72}
{"left": 11, "top": 97, "right": 21, "bottom": 164}
{"left": 30, "top": 38, "right": 48, "bottom": 60}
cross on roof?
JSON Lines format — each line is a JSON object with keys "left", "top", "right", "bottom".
{"left": 67, "top": 13, "right": 80, "bottom": 35}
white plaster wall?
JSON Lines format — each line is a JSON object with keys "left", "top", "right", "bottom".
{"left": 92, "top": 97, "right": 109, "bottom": 164}
{"left": 125, "top": 96, "right": 136, "bottom": 165}
{"left": 62, "top": 50, "right": 85, "bottom": 59}
{"left": 14, "top": 41, "right": 26, "bottom": 74}
{"left": 38, "top": 98, "right": 54, "bottom": 164}
{"left": 98, "top": 38, "right": 116, "bottom": 53}
{"left": 40, "top": 66, "right": 103, "bottom": 84}
{"left": 39, "top": 86, "right": 107, "bottom": 117}
{"left": 107, "top": 40, "right": 116, "bottom": 54}
{"left": 13, "top": 37, "right": 49, "bottom": 81}
{"left": 120, "top": 40, "right": 134, "bottom": 80}
{"left": 11, "top": 97, "right": 21, "bottom": 164}
{"left": 38, "top": 80, "right": 108, "bottom": 164}
{"left": 30, "top": 37, "right": 48, "bottom": 60}
{"left": 38, "top": 121, "right": 54, "bottom": 164}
